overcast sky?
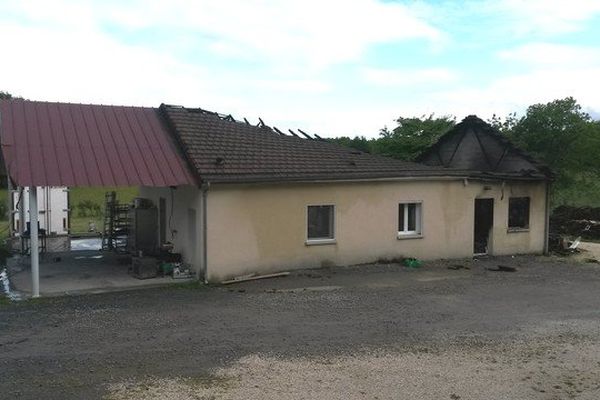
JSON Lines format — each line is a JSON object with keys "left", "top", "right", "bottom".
{"left": 1, "top": 0, "right": 599, "bottom": 138}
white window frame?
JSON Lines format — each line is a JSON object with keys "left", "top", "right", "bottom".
{"left": 305, "top": 204, "right": 336, "bottom": 245}
{"left": 397, "top": 201, "right": 423, "bottom": 239}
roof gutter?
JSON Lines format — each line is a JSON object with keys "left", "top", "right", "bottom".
{"left": 205, "top": 174, "right": 549, "bottom": 187}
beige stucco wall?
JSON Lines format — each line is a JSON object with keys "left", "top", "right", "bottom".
{"left": 138, "top": 185, "right": 204, "bottom": 274}
{"left": 204, "top": 179, "right": 547, "bottom": 282}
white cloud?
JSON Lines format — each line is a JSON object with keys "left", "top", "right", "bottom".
{"left": 350, "top": 41, "right": 600, "bottom": 134}
{"left": 1, "top": 0, "right": 599, "bottom": 139}
{"left": 1, "top": 0, "right": 442, "bottom": 70}
{"left": 136, "top": 0, "right": 441, "bottom": 68}
{"left": 0, "top": 0, "right": 449, "bottom": 137}
{"left": 498, "top": 43, "right": 600, "bottom": 67}
{"left": 426, "top": 67, "right": 600, "bottom": 123}
{"left": 487, "top": 43, "right": 600, "bottom": 116}
{"left": 484, "top": 0, "right": 600, "bottom": 36}
{"left": 252, "top": 79, "right": 331, "bottom": 94}
{"left": 362, "top": 67, "right": 458, "bottom": 87}
{"left": 0, "top": 22, "right": 213, "bottom": 107}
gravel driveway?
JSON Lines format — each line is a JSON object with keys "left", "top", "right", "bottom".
{"left": 1, "top": 255, "right": 600, "bottom": 399}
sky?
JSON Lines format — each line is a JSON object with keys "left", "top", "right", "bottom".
{"left": 1, "top": 0, "right": 599, "bottom": 138}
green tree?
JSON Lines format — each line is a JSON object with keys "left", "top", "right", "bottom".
{"left": 372, "top": 114, "right": 456, "bottom": 161}
{"left": 488, "top": 112, "right": 519, "bottom": 133}
{"left": 0, "top": 91, "right": 22, "bottom": 100}
{"left": 494, "top": 97, "right": 600, "bottom": 206}
{"left": 328, "top": 136, "right": 371, "bottom": 153}
{"left": 508, "top": 98, "right": 594, "bottom": 170}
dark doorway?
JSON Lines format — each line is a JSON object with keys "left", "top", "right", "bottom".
{"left": 474, "top": 198, "right": 494, "bottom": 254}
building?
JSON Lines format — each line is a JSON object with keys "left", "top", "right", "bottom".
{"left": 11, "top": 186, "right": 69, "bottom": 236}
{"left": 140, "top": 106, "right": 552, "bottom": 282}
{"left": 0, "top": 100, "right": 552, "bottom": 287}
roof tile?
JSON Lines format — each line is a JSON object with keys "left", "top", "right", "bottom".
{"left": 160, "top": 104, "right": 445, "bottom": 183}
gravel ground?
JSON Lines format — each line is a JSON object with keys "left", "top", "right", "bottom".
{"left": 2, "top": 254, "right": 600, "bottom": 399}
{"left": 107, "top": 340, "right": 600, "bottom": 400}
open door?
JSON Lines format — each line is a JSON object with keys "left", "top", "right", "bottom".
{"left": 474, "top": 198, "right": 494, "bottom": 255}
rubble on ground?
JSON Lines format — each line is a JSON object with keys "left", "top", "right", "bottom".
{"left": 550, "top": 205, "right": 600, "bottom": 240}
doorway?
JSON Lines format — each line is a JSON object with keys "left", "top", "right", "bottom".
{"left": 474, "top": 198, "right": 494, "bottom": 255}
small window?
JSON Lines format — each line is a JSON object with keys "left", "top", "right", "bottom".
{"left": 398, "top": 202, "right": 422, "bottom": 236}
{"left": 508, "top": 197, "right": 530, "bottom": 229}
{"left": 307, "top": 205, "right": 335, "bottom": 241}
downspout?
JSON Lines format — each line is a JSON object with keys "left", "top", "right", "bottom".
{"left": 201, "top": 181, "right": 210, "bottom": 283}
{"left": 543, "top": 181, "right": 551, "bottom": 255}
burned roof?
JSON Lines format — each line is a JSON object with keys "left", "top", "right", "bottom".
{"left": 159, "top": 104, "right": 449, "bottom": 184}
{"left": 0, "top": 100, "right": 551, "bottom": 188}
{"left": 417, "top": 115, "right": 553, "bottom": 181}
{"left": 0, "top": 100, "right": 195, "bottom": 187}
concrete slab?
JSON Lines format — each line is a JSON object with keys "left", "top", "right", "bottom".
{"left": 8, "top": 250, "right": 193, "bottom": 297}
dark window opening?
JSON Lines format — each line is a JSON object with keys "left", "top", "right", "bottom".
{"left": 307, "top": 205, "right": 334, "bottom": 240}
{"left": 508, "top": 197, "right": 530, "bottom": 229}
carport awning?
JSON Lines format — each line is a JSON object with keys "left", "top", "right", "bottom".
{"left": 0, "top": 100, "right": 196, "bottom": 187}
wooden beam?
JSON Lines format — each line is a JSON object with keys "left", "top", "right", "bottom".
{"left": 221, "top": 271, "right": 290, "bottom": 285}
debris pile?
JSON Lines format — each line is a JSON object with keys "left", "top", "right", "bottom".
{"left": 550, "top": 206, "right": 600, "bottom": 240}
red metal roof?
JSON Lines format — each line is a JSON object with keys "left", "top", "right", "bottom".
{"left": 0, "top": 100, "right": 196, "bottom": 187}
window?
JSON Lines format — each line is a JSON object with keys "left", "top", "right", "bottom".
{"left": 398, "top": 202, "right": 422, "bottom": 237}
{"left": 508, "top": 197, "right": 530, "bottom": 230}
{"left": 307, "top": 205, "right": 335, "bottom": 242}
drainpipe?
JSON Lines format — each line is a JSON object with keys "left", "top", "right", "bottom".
{"left": 543, "top": 181, "right": 551, "bottom": 255}
{"left": 201, "top": 181, "right": 210, "bottom": 283}
{"left": 29, "top": 186, "right": 40, "bottom": 298}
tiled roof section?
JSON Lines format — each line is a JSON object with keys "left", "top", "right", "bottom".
{"left": 159, "top": 104, "right": 449, "bottom": 183}
{"left": 0, "top": 100, "right": 196, "bottom": 187}
{"left": 417, "top": 115, "right": 553, "bottom": 181}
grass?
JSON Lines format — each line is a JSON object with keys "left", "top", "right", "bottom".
{"left": 69, "top": 186, "right": 138, "bottom": 205}
{"left": 70, "top": 217, "right": 100, "bottom": 234}
{"left": 69, "top": 187, "right": 138, "bottom": 234}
